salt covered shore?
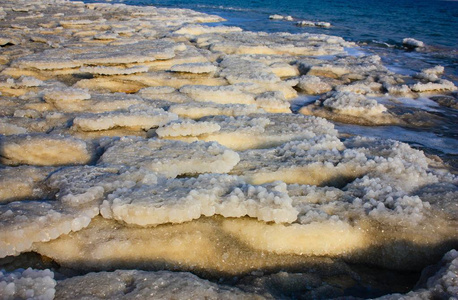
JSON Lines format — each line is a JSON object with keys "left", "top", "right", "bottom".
{"left": 0, "top": 0, "right": 457, "bottom": 299}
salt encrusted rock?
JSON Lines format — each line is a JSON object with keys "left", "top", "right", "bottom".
{"left": 72, "top": 106, "right": 178, "bottom": 131}
{"left": 0, "top": 268, "right": 56, "bottom": 300}
{"left": 156, "top": 120, "right": 221, "bottom": 137}
{"left": 55, "top": 270, "right": 257, "bottom": 299}
{"left": 219, "top": 56, "right": 281, "bottom": 85}
{"left": 180, "top": 85, "right": 256, "bottom": 105}
{"left": 0, "top": 122, "right": 28, "bottom": 135}
{"left": 0, "top": 200, "right": 98, "bottom": 257}
{"left": 297, "top": 75, "right": 332, "bottom": 94}
{"left": 174, "top": 24, "right": 242, "bottom": 35}
{"left": 168, "top": 102, "right": 264, "bottom": 119}
{"left": 101, "top": 174, "right": 297, "bottom": 226}
{"left": 98, "top": 137, "right": 240, "bottom": 178}
{"left": 414, "top": 65, "right": 445, "bottom": 82}
{"left": 411, "top": 80, "right": 457, "bottom": 92}
{"left": 0, "top": 166, "right": 54, "bottom": 203}
{"left": 170, "top": 62, "right": 217, "bottom": 74}
{"left": 0, "top": 134, "right": 93, "bottom": 166}
{"left": 269, "top": 14, "right": 284, "bottom": 20}
{"left": 79, "top": 65, "right": 149, "bottom": 75}
{"left": 403, "top": 38, "right": 425, "bottom": 49}
{"left": 296, "top": 20, "right": 331, "bottom": 28}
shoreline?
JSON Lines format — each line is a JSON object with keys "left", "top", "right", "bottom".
{"left": 0, "top": 0, "right": 457, "bottom": 299}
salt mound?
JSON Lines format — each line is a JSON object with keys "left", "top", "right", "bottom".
{"left": 0, "top": 134, "right": 92, "bottom": 166}
{"left": 255, "top": 91, "right": 291, "bottom": 113}
{"left": 55, "top": 270, "right": 255, "bottom": 299}
{"left": 297, "top": 75, "right": 332, "bottom": 94}
{"left": 72, "top": 106, "right": 178, "bottom": 131}
{"left": 0, "top": 268, "right": 56, "bottom": 300}
{"left": 411, "top": 80, "right": 457, "bottom": 92}
{"left": 300, "top": 91, "right": 396, "bottom": 125}
{"left": 98, "top": 137, "right": 240, "bottom": 177}
{"left": 322, "top": 91, "right": 387, "bottom": 115}
{"left": 168, "top": 102, "right": 263, "bottom": 119}
{"left": 101, "top": 174, "right": 297, "bottom": 226}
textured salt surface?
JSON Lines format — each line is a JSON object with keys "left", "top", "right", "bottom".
{"left": 0, "top": 0, "right": 456, "bottom": 299}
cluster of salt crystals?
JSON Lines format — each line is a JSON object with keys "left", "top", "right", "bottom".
{"left": 0, "top": 268, "right": 56, "bottom": 300}
{"left": 156, "top": 119, "right": 221, "bottom": 137}
{"left": 321, "top": 91, "right": 387, "bottom": 116}
{"left": 101, "top": 173, "right": 297, "bottom": 226}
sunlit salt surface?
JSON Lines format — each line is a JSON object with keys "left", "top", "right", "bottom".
{"left": 0, "top": 0, "right": 456, "bottom": 299}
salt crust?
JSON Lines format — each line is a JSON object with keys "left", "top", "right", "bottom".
{"left": 79, "top": 65, "right": 149, "bottom": 75}
{"left": 322, "top": 91, "right": 387, "bottom": 116}
{"left": 174, "top": 24, "right": 242, "bottom": 36}
{"left": 0, "top": 134, "right": 92, "bottom": 166}
{"left": 98, "top": 137, "right": 240, "bottom": 178}
{"left": 72, "top": 106, "right": 178, "bottom": 131}
{"left": 203, "top": 31, "right": 352, "bottom": 57}
{"left": 0, "top": 200, "right": 98, "bottom": 257}
{"left": 55, "top": 270, "right": 257, "bottom": 299}
{"left": 0, "top": 268, "right": 56, "bottom": 300}
{"left": 156, "top": 120, "right": 221, "bottom": 137}
{"left": 0, "top": 166, "right": 54, "bottom": 203}
{"left": 12, "top": 40, "right": 184, "bottom": 70}
{"left": 180, "top": 84, "right": 256, "bottom": 105}
{"left": 170, "top": 62, "right": 217, "bottom": 74}
{"left": 168, "top": 102, "right": 264, "bottom": 119}
{"left": 187, "top": 113, "right": 338, "bottom": 150}
{"left": 101, "top": 174, "right": 297, "bottom": 226}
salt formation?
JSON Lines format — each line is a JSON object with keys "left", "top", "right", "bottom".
{"left": 72, "top": 107, "right": 178, "bottom": 131}
{"left": 300, "top": 91, "right": 397, "bottom": 125}
{"left": 0, "top": 0, "right": 457, "bottom": 299}
{"left": 0, "top": 134, "right": 92, "bottom": 166}
{"left": 296, "top": 20, "right": 331, "bottom": 28}
{"left": 98, "top": 137, "right": 240, "bottom": 177}
{"left": 0, "top": 268, "right": 56, "bottom": 300}
{"left": 100, "top": 174, "right": 297, "bottom": 226}
{"left": 403, "top": 37, "right": 425, "bottom": 49}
